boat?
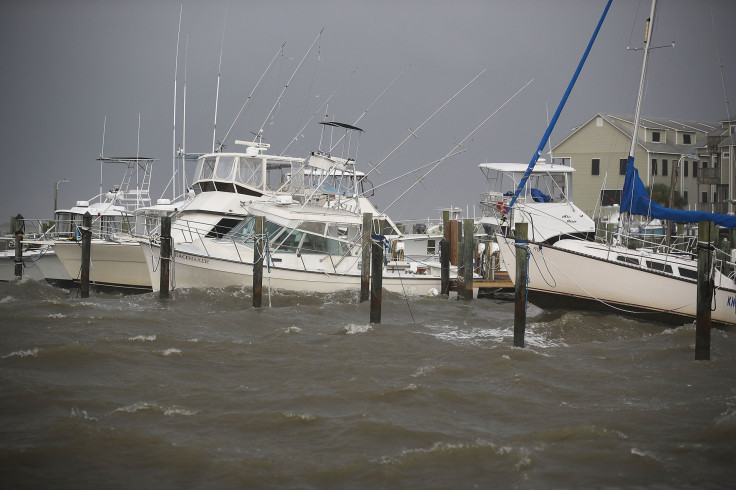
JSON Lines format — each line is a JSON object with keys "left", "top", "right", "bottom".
{"left": 496, "top": 0, "right": 736, "bottom": 326}
{"left": 140, "top": 124, "right": 463, "bottom": 295}
{"left": 478, "top": 159, "right": 596, "bottom": 243}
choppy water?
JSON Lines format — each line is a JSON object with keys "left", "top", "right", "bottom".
{"left": 1, "top": 279, "right": 734, "bottom": 489}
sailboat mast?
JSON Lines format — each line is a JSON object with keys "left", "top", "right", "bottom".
{"left": 629, "top": 0, "right": 657, "bottom": 167}
{"left": 172, "top": 4, "right": 182, "bottom": 200}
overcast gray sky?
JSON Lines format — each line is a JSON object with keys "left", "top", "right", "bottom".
{"left": 1, "top": 0, "right": 734, "bottom": 225}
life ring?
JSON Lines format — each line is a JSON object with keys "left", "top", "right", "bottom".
{"left": 496, "top": 201, "right": 509, "bottom": 213}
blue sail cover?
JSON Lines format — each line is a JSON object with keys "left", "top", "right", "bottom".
{"left": 621, "top": 156, "right": 736, "bottom": 229}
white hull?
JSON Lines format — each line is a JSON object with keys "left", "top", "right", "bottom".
{"left": 53, "top": 240, "right": 152, "bottom": 291}
{"left": 0, "top": 248, "right": 72, "bottom": 284}
{"left": 498, "top": 236, "right": 736, "bottom": 326}
{"left": 142, "top": 244, "right": 443, "bottom": 296}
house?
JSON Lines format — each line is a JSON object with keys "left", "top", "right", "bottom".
{"left": 550, "top": 113, "right": 736, "bottom": 217}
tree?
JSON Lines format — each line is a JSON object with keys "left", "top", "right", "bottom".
{"left": 648, "top": 183, "right": 687, "bottom": 209}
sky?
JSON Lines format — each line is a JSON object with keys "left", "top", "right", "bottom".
{"left": 1, "top": 0, "right": 734, "bottom": 227}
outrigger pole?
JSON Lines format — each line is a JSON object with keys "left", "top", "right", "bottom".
{"left": 505, "top": 0, "right": 613, "bottom": 213}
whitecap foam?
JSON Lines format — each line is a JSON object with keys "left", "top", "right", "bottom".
{"left": 162, "top": 348, "right": 181, "bottom": 356}
{"left": 343, "top": 324, "right": 372, "bottom": 335}
{"left": 3, "top": 347, "right": 39, "bottom": 359}
{"left": 128, "top": 334, "right": 156, "bottom": 342}
{"left": 70, "top": 407, "right": 98, "bottom": 421}
{"left": 285, "top": 326, "right": 302, "bottom": 334}
{"left": 114, "top": 401, "right": 196, "bottom": 416}
{"left": 284, "top": 412, "right": 317, "bottom": 421}
{"left": 47, "top": 313, "right": 66, "bottom": 319}
{"left": 411, "top": 365, "right": 436, "bottom": 378}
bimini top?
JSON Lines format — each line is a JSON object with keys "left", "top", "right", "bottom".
{"left": 478, "top": 162, "right": 575, "bottom": 174}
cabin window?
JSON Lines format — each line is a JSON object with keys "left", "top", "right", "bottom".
{"left": 683, "top": 133, "right": 692, "bottom": 144}
{"left": 427, "top": 239, "right": 436, "bottom": 255}
{"left": 206, "top": 218, "right": 242, "bottom": 238}
{"left": 201, "top": 157, "right": 216, "bottom": 180}
{"left": 215, "top": 156, "right": 237, "bottom": 180}
{"left": 619, "top": 159, "right": 628, "bottom": 175}
{"left": 662, "top": 159, "right": 668, "bottom": 176}
{"left": 617, "top": 255, "right": 640, "bottom": 266}
{"left": 592, "top": 159, "right": 600, "bottom": 176}
{"left": 652, "top": 131, "right": 661, "bottom": 142}
{"left": 645, "top": 260, "right": 673, "bottom": 273}
{"left": 678, "top": 267, "right": 697, "bottom": 280}
{"left": 651, "top": 159, "right": 658, "bottom": 176}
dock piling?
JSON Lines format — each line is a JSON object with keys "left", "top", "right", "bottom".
{"left": 514, "top": 222, "right": 529, "bottom": 348}
{"left": 695, "top": 220, "right": 712, "bottom": 360}
{"left": 370, "top": 222, "right": 384, "bottom": 324}
{"left": 360, "top": 213, "right": 372, "bottom": 303}
{"left": 461, "top": 218, "right": 474, "bottom": 299}
{"left": 159, "top": 215, "right": 172, "bottom": 299}
{"left": 253, "top": 215, "right": 265, "bottom": 308}
{"left": 13, "top": 214, "right": 24, "bottom": 278}
{"left": 80, "top": 212, "right": 92, "bottom": 298}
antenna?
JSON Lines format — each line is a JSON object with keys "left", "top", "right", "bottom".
{"left": 257, "top": 29, "right": 323, "bottom": 143}
{"left": 100, "top": 115, "right": 106, "bottom": 199}
{"left": 212, "top": 13, "right": 228, "bottom": 152}
{"left": 172, "top": 4, "right": 182, "bottom": 200}
{"left": 220, "top": 42, "right": 286, "bottom": 150}
{"left": 182, "top": 33, "right": 189, "bottom": 196}
{"left": 137, "top": 113, "right": 141, "bottom": 209}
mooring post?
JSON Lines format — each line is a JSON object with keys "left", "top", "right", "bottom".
{"left": 440, "top": 239, "right": 450, "bottom": 295}
{"left": 80, "top": 211, "right": 92, "bottom": 298}
{"left": 695, "top": 220, "right": 712, "bottom": 360}
{"left": 514, "top": 222, "right": 529, "bottom": 348}
{"left": 13, "top": 214, "right": 24, "bottom": 278}
{"left": 370, "top": 221, "right": 384, "bottom": 324}
{"left": 159, "top": 215, "right": 172, "bottom": 299}
{"left": 448, "top": 220, "right": 458, "bottom": 267}
{"left": 252, "top": 215, "right": 265, "bottom": 308}
{"left": 462, "top": 218, "right": 475, "bottom": 300}
{"left": 360, "top": 212, "right": 372, "bottom": 303}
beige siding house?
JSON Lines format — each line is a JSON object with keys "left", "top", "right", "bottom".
{"left": 551, "top": 113, "right": 735, "bottom": 217}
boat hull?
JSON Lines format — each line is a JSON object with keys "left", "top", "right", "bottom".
{"left": 53, "top": 240, "right": 152, "bottom": 292}
{"left": 497, "top": 236, "right": 736, "bottom": 327}
{"left": 0, "top": 248, "right": 73, "bottom": 286}
{"left": 142, "top": 244, "right": 443, "bottom": 296}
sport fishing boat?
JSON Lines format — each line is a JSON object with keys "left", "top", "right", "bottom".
{"left": 478, "top": 159, "right": 595, "bottom": 244}
{"left": 141, "top": 124, "right": 462, "bottom": 295}
{"left": 496, "top": 0, "right": 736, "bottom": 326}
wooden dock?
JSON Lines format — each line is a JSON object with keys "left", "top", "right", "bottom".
{"left": 449, "top": 272, "right": 514, "bottom": 291}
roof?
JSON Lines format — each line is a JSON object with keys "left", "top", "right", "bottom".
{"left": 478, "top": 162, "right": 575, "bottom": 173}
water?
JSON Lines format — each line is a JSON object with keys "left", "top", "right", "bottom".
{"left": 1, "top": 279, "right": 734, "bottom": 489}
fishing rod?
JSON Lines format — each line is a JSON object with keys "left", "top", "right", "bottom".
{"left": 256, "top": 29, "right": 324, "bottom": 144}
{"left": 382, "top": 79, "right": 533, "bottom": 214}
{"left": 281, "top": 65, "right": 358, "bottom": 156}
{"left": 361, "top": 68, "right": 486, "bottom": 181}
{"left": 219, "top": 42, "right": 287, "bottom": 152}
{"left": 325, "top": 64, "right": 411, "bottom": 156}
{"left": 364, "top": 150, "right": 466, "bottom": 194}
{"left": 212, "top": 13, "right": 228, "bottom": 152}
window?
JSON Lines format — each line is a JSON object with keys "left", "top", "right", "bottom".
{"left": 601, "top": 189, "right": 622, "bottom": 206}
{"left": 592, "top": 158, "right": 600, "bottom": 175}
{"left": 652, "top": 159, "right": 658, "bottom": 176}
{"left": 652, "top": 131, "right": 661, "bottom": 142}
{"left": 683, "top": 134, "right": 692, "bottom": 144}
{"left": 679, "top": 267, "right": 698, "bottom": 280}
{"left": 684, "top": 161, "right": 689, "bottom": 177}
{"left": 683, "top": 191, "right": 688, "bottom": 203}
{"left": 662, "top": 159, "right": 668, "bottom": 176}
{"left": 646, "top": 260, "right": 673, "bottom": 273}
{"left": 619, "top": 158, "right": 628, "bottom": 175}
{"left": 693, "top": 161, "right": 698, "bottom": 177}
{"left": 702, "top": 191, "right": 708, "bottom": 203}
{"left": 617, "top": 255, "right": 640, "bottom": 265}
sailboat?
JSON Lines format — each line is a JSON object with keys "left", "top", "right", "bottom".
{"left": 496, "top": 0, "right": 736, "bottom": 326}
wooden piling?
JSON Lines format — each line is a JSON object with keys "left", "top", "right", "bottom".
{"left": 159, "top": 215, "right": 172, "bottom": 299}
{"left": 360, "top": 213, "right": 372, "bottom": 303}
{"left": 461, "top": 218, "right": 474, "bottom": 300}
{"left": 514, "top": 222, "right": 529, "bottom": 348}
{"left": 448, "top": 220, "right": 458, "bottom": 266}
{"left": 440, "top": 239, "right": 450, "bottom": 296}
{"left": 370, "top": 225, "right": 384, "bottom": 324}
{"left": 80, "top": 212, "right": 92, "bottom": 298}
{"left": 252, "top": 215, "right": 265, "bottom": 308}
{"left": 13, "top": 214, "right": 24, "bottom": 278}
{"left": 695, "top": 221, "right": 711, "bottom": 360}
